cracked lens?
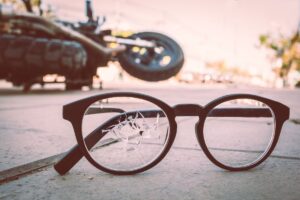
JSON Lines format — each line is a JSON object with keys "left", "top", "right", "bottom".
{"left": 82, "top": 97, "right": 170, "bottom": 172}
{"left": 102, "top": 112, "right": 161, "bottom": 153}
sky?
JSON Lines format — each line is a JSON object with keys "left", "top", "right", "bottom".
{"left": 43, "top": 0, "right": 300, "bottom": 76}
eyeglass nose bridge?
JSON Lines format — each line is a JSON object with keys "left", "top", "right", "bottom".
{"left": 173, "top": 104, "right": 204, "bottom": 117}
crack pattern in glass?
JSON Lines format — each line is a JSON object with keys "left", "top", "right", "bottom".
{"left": 98, "top": 112, "right": 161, "bottom": 153}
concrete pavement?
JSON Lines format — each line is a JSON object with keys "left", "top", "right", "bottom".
{"left": 0, "top": 81, "right": 299, "bottom": 200}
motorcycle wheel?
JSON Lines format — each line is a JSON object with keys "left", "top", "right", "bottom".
{"left": 118, "top": 32, "right": 184, "bottom": 81}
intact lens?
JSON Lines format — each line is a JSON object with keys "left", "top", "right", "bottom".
{"left": 203, "top": 98, "right": 275, "bottom": 168}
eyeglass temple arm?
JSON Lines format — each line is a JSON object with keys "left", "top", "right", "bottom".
{"left": 54, "top": 107, "right": 271, "bottom": 175}
{"left": 86, "top": 106, "right": 273, "bottom": 117}
{"left": 54, "top": 113, "right": 124, "bottom": 175}
{"left": 207, "top": 107, "right": 272, "bottom": 117}
{"left": 173, "top": 103, "right": 272, "bottom": 117}
{"left": 84, "top": 107, "right": 125, "bottom": 115}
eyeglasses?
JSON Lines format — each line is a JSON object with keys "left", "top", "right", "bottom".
{"left": 54, "top": 92, "right": 289, "bottom": 175}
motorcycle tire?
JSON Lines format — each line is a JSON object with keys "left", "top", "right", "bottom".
{"left": 118, "top": 32, "right": 184, "bottom": 81}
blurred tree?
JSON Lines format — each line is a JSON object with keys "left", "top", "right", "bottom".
{"left": 259, "top": 29, "right": 300, "bottom": 86}
{"left": 0, "top": 0, "right": 56, "bottom": 18}
{"left": 206, "top": 60, "right": 250, "bottom": 77}
{"left": 0, "top": 0, "right": 27, "bottom": 12}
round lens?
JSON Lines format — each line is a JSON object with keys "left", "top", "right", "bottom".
{"left": 82, "top": 96, "right": 170, "bottom": 173}
{"left": 203, "top": 98, "right": 275, "bottom": 168}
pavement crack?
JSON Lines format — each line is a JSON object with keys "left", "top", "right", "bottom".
{"left": 171, "top": 145, "right": 300, "bottom": 161}
{"left": 0, "top": 152, "right": 66, "bottom": 185}
{"left": 289, "top": 119, "right": 300, "bottom": 125}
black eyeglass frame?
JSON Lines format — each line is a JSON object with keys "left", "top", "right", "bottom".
{"left": 54, "top": 92, "right": 289, "bottom": 175}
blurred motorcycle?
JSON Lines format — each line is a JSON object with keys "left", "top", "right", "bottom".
{"left": 0, "top": 0, "right": 184, "bottom": 91}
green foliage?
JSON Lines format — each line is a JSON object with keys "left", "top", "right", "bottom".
{"left": 259, "top": 31, "right": 300, "bottom": 77}
{"left": 31, "top": 0, "right": 41, "bottom": 7}
{"left": 259, "top": 34, "right": 269, "bottom": 45}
